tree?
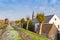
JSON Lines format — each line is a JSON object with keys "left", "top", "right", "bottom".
{"left": 28, "top": 20, "right": 35, "bottom": 32}
{"left": 23, "top": 21, "right": 27, "bottom": 29}
{"left": 21, "top": 18, "right": 25, "bottom": 27}
{"left": 36, "top": 13, "right": 45, "bottom": 34}
{"left": 15, "top": 20, "right": 20, "bottom": 25}
{"left": 23, "top": 20, "right": 35, "bottom": 32}
{"left": 26, "top": 16, "right": 30, "bottom": 30}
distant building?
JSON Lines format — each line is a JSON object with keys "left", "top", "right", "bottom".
{"left": 32, "top": 11, "right": 35, "bottom": 20}
{"left": 0, "top": 20, "right": 5, "bottom": 24}
{"left": 0, "top": 19, "right": 13, "bottom": 25}
{"left": 5, "top": 18, "right": 9, "bottom": 24}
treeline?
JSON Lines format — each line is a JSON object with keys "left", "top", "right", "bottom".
{"left": 15, "top": 18, "right": 35, "bottom": 32}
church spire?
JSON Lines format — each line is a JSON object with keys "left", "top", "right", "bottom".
{"left": 32, "top": 11, "right": 35, "bottom": 20}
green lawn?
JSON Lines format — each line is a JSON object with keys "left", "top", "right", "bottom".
{"left": 17, "top": 28, "right": 48, "bottom": 40}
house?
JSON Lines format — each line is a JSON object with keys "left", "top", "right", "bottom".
{"left": 40, "top": 23, "right": 58, "bottom": 40}
{"left": 0, "top": 20, "right": 5, "bottom": 24}
{"left": 0, "top": 19, "right": 13, "bottom": 25}
{"left": 32, "top": 14, "right": 60, "bottom": 33}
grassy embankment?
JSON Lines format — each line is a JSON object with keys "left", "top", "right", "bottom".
{"left": 16, "top": 27, "right": 48, "bottom": 40}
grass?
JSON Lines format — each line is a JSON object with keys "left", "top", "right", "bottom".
{"left": 0, "top": 25, "right": 48, "bottom": 40}
{"left": 0, "top": 25, "right": 24, "bottom": 40}
{"left": 17, "top": 27, "right": 48, "bottom": 40}
{"left": 2, "top": 30, "right": 24, "bottom": 40}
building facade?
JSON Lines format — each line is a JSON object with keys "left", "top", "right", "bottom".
{"left": 32, "top": 14, "right": 60, "bottom": 33}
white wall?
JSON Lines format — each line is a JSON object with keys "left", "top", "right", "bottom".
{"left": 49, "top": 15, "right": 60, "bottom": 31}
{"left": 35, "top": 23, "right": 39, "bottom": 32}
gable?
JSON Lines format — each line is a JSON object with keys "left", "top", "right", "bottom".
{"left": 44, "top": 15, "right": 54, "bottom": 23}
{"left": 49, "top": 15, "right": 60, "bottom": 24}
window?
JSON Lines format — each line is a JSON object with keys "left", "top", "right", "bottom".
{"left": 55, "top": 18, "right": 56, "bottom": 21}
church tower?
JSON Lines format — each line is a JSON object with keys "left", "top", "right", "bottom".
{"left": 5, "top": 18, "right": 9, "bottom": 24}
{"left": 32, "top": 11, "right": 35, "bottom": 20}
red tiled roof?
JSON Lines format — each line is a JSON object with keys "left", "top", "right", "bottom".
{"left": 0, "top": 20, "right": 13, "bottom": 24}
{"left": 0, "top": 20, "right": 5, "bottom": 24}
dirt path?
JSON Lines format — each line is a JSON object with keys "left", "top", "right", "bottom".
{"left": 16, "top": 29, "right": 32, "bottom": 40}
{"left": 0, "top": 28, "right": 6, "bottom": 40}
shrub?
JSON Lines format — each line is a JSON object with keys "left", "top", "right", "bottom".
{"left": 23, "top": 20, "right": 35, "bottom": 32}
{"left": 28, "top": 20, "right": 35, "bottom": 32}
{"left": 0, "top": 24, "right": 7, "bottom": 29}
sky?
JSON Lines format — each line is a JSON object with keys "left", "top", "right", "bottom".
{"left": 0, "top": 0, "right": 60, "bottom": 20}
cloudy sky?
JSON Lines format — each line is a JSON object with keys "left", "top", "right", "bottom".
{"left": 0, "top": 0, "right": 60, "bottom": 20}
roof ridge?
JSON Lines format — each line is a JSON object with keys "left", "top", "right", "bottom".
{"left": 46, "top": 14, "right": 54, "bottom": 17}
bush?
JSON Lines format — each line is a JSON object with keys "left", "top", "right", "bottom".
{"left": 23, "top": 21, "right": 27, "bottom": 29}
{"left": 23, "top": 20, "right": 35, "bottom": 32}
{"left": 28, "top": 20, "right": 35, "bottom": 32}
{"left": 0, "top": 24, "right": 7, "bottom": 29}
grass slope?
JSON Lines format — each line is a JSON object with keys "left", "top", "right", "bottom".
{"left": 19, "top": 28, "right": 48, "bottom": 40}
{"left": 0, "top": 25, "right": 23, "bottom": 40}
{"left": 2, "top": 30, "right": 23, "bottom": 40}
